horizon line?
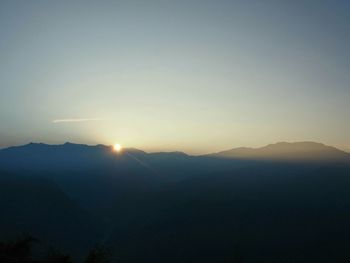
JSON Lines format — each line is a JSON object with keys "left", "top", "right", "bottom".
{"left": 0, "top": 141, "right": 349, "bottom": 155}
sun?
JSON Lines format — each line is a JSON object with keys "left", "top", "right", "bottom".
{"left": 113, "top": 143, "right": 122, "bottom": 152}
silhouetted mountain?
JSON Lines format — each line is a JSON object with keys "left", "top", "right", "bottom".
{"left": 0, "top": 173, "right": 100, "bottom": 257}
{"left": 2, "top": 142, "right": 347, "bottom": 177}
{"left": 211, "top": 141, "right": 350, "bottom": 162}
{"left": 0, "top": 142, "right": 192, "bottom": 175}
{"left": 120, "top": 163, "right": 350, "bottom": 263}
{"left": 1, "top": 142, "right": 350, "bottom": 262}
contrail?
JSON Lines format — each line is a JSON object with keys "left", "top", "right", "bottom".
{"left": 52, "top": 118, "right": 104, "bottom": 123}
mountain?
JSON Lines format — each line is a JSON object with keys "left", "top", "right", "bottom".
{"left": 0, "top": 142, "right": 205, "bottom": 217}
{"left": 0, "top": 142, "right": 191, "bottom": 173}
{"left": 211, "top": 141, "right": 350, "bottom": 162}
{"left": 0, "top": 172, "right": 101, "bottom": 257}
{"left": 1, "top": 141, "right": 350, "bottom": 262}
{"left": 2, "top": 142, "right": 348, "bottom": 170}
{"left": 0, "top": 141, "right": 348, "bottom": 211}
{"left": 1, "top": 141, "right": 348, "bottom": 174}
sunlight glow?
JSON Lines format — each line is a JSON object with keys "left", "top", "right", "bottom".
{"left": 113, "top": 143, "right": 122, "bottom": 152}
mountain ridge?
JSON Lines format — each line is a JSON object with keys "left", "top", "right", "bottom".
{"left": 211, "top": 141, "right": 350, "bottom": 162}
{"left": 1, "top": 140, "right": 349, "bottom": 154}
{"left": 0, "top": 141, "right": 349, "bottom": 164}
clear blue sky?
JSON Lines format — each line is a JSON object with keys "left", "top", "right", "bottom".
{"left": 0, "top": 0, "right": 349, "bottom": 153}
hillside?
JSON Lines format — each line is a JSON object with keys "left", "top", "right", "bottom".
{"left": 212, "top": 142, "right": 350, "bottom": 162}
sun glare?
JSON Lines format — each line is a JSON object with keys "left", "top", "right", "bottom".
{"left": 113, "top": 143, "right": 122, "bottom": 152}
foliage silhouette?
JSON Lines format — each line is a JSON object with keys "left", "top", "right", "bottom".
{"left": 0, "top": 235, "right": 38, "bottom": 263}
{"left": 44, "top": 247, "right": 72, "bottom": 263}
{"left": 231, "top": 243, "right": 241, "bottom": 263}
{"left": 0, "top": 236, "right": 117, "bottom": 263}
{"left": 84, "top": 245, "right": 114, "bottom": 263}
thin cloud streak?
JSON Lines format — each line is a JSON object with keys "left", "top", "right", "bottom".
{"left": 52, "top": 118, "right": 104, "bottom": 123}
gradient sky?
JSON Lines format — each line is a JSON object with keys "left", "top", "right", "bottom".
{"left": 0, "top": 0, "right": 349, "bottom": 154}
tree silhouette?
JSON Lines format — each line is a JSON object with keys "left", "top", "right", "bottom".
{"left": 84, "top": 245, "right": 113, "bottom": 263}
{"left": 0, "top": 236, "right": 117, "bottom": 263}
{"left": 0, "top": 235, "right": 38, "bottom": 263}
{"left": 231, "top": 242, "right": 242, "bottom": 263}
{"left": 44, "top": 247, "right": 72, "bottom": 263}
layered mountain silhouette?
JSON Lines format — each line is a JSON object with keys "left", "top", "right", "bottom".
{"left": 1, "top": 141, "right": 350, "bottom": 262}
{"left": 0, "top": 142, "right": 192, "bottom": 173}
{"left": 1, "top": 141, "right": 349, "bottom": 171}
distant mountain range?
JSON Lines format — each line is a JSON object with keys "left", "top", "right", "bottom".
{"left": 1, "top": 141, "right": 350, "bottom": 262}
{"left": 1, "top": 141, "right": 348, "bottom": 165}
{"left": 211, "top": 141, "right": 350, "bottom": 162}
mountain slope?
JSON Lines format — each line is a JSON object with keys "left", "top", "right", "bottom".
{"left": 1, "top": 142, "right": 350, "bottom": 262}
{"left": 0, "top": 172, "right": 101, "bottom": 257}
{"left": 212, "top": 142, "right": 350, "bottom": 162}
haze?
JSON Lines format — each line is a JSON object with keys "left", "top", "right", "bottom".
{"left": 1, "top": 0, "right": 349, "bottom": 154}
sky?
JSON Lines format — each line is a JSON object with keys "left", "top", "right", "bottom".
{"left": 0, "top": 0, "right": 349, "bottom": 154}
